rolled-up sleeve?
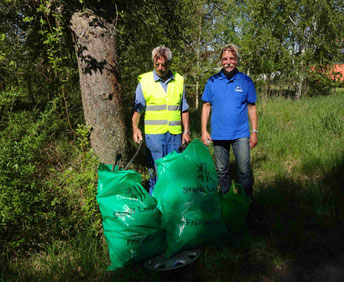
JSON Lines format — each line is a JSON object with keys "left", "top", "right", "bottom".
{"left": 181, "top": 86, "right": 189, "bottom": 112}
{"left": 201, "top": 79, "right": 213, "bottom": 104}
{"left": 247, "top": 78, "right": 257, "bottom": 104}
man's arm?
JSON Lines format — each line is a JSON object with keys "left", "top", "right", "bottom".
{"left": 248, "top": 103, "right": 258, "bottom": 149}
{"left": 181, "top": 110, "right": 191, "bottom": 144}
{"left": 201, "top": 102, "right": 212, "bottom": 145}
{"left": 132, "top": 82, "right": 146, "bottom": 144}
{"left": 132, "top": 111, "right": 143, "bottom": 144}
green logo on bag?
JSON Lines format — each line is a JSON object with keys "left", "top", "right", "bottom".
{"left": 127, "top": 184, "right": 146, "bottom": 201}
{"left": 197, "top": 163, "right": 210, "bottom": 182}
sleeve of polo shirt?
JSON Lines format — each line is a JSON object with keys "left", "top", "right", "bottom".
{"left": 247, "top": 78, "right": 257, "bottom": 104}
{"left": 181, "top": 86, "right": 189, "bottom": 112}
{"left": 201, "top": 79, "right": 213, "bottom": 104}
{"left": 132, "top": 83, "right": 146, "bottom": 114}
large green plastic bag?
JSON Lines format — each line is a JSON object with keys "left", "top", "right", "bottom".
{"left": 96, "top": 164, "right": 165, "bottom": 271}
{"left": 152, "top": 139, "right": 227, "bottom": 257}
{"left": 221, "top": 181, "right": 251, "bottom": 234}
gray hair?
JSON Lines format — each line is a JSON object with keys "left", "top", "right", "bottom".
{"left": 152, "top": 46, "right": 172, "bottom": 63}
{"left": 220, "top": 44, "right": 240, "bottom": 63}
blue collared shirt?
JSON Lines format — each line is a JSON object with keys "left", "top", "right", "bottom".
{"left": 202, "top": 70, "right": 257, "bottom": 140}
{"left": 133, "top": 70, "right": 189, "bottom": 114}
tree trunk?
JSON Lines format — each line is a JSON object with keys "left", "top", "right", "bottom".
{"left": 70, "top": 9, "right": 127, "bottom": 165}
{"left": 296, "top": 44, "right": 306, "bottom": 100}
{"left": 194, "top": 12, "right": 202, "bottom": 110}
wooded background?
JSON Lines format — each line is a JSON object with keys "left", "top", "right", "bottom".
{"left": 1, "top": 0, "right": 344, "bottom": 257}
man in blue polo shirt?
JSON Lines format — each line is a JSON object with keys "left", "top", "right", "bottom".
{"left": 201, "top": 44, "right": 258, "bottom": 198}
{"left": 132, "top": 46, "right": 191, "bottom": 195}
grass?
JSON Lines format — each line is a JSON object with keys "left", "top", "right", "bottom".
{"left": 255, "top": 95, "right": 344, "bottom": 184}
{"left": 2, "top": 91, "right": 344, "bottom": 281}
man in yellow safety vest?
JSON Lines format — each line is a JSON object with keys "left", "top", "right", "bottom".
{"left": 132, "top": 46, "right": 191, "bottom": 194}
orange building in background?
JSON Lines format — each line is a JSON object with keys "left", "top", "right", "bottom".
{"left": 311, "top": 63, "right": 344, "bottom": 84}
{"left": 333, "top": 64, "right": 344, "bottom": 81}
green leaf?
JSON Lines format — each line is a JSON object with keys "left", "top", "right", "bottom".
{"left": 23, "top": 16, "right": 33, "bottom": 23}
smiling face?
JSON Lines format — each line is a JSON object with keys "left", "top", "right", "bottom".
{"left": 154, "top": 56, "right": 170, "bottom": 79}
{"left": 221, "top": 50, "right": 237, "bottom": 72}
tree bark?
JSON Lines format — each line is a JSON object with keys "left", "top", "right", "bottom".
{"left": 70, "top": 9, "right": 127, "bottom": 165}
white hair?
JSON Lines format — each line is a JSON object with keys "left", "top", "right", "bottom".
{"left": 152, "top": 46, "right": 172, "bottom": 63}
{"left": 220, "top": 44, "right": 241, "bottom": 63}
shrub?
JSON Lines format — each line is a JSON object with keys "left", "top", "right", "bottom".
{"left": 0, "top": 98, "right": 100, "bottom": 253}
{"left": 0, "top": 109, "right": 51, "bottom": 250}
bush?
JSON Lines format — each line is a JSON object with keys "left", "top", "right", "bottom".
{"left": 0, "top": 98, "right": 100, "bottom": 254}
{"left": 307, "top": 67, "right": 339, "bottom": 96}
{"left": 0, "top": 109, "right": 51, "bottom": 250}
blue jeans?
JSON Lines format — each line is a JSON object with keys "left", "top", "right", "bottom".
{"left": 213, "top": 138, "right": 253, "bottom": 198}
{"left": 146, "top": 132, "right": 182, "bottom": 195}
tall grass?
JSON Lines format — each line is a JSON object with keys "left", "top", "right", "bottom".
{"left": 255, "top": 94, "right": 344, "bottom": 181}
{"left": 2, "top": 92, "right": 344, "bottom": 281}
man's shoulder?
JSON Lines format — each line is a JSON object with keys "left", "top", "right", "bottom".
{"left": 172, "top": 71, "right": 184, "bottom": 81}
{"left": 236, "top": 72, "right": 254, "bottom": 83}
{"left": 207, "top": 71, "right": 224, "bottom": 83}
{"left": 138, "top": 71, "right": 153, "bottom": 82}
{"left": 139, "top": 71, "right": 153, "bottom": 77}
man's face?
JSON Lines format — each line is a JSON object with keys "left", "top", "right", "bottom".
{"left": 221, "top": 50, "right": 237, "bottom": 72}
{"left": 154, "top": 56, "right": 170, "bottom": 79}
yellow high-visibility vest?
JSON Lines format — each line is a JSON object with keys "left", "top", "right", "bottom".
{"left": 139, "top": 71, "right": 184, "bottom": 134}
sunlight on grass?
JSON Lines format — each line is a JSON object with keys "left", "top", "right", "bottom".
{"left": 4, "top": 233, "right": 110, "bottom": 281}
{"left": 254, "top": 93, "right": 344, "bottom": 183}
{"left": 2, "top": 92, "right": 344, "bottom": 281}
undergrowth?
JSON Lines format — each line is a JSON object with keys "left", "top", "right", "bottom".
{"left": 1, "top": 92, "right": 344, "bottom": 281}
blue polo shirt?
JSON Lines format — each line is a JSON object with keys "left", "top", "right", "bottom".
{"left": 202, "top": 70, "right": 257, "bottom": 140}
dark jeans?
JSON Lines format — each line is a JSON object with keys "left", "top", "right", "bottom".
{"left": 213, "top": 138, "right": 253, "bottom": 198}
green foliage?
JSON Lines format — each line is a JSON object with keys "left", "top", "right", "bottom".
{"left": 0, "top": 92, "right": 99, "bottom": 253}
{"left": 0, "top": 87, "right": 24, "bottom": 115}
{"left": 307, "top": 66, "right": 342, "bottom": 96}
{"left": 76, "top": 124, "right": 92, "bottom": 170}
{"left": 1, "top": 93, "right": 344, "bottom": 281}
{"left": 0, "top": 102, "right": 57, "bottom": 250}
{"left": 230, "top": 0, "right": 344, "bottom": 97}
{"left": 45, "top": 143, "right": 100, "bottom": 238}
{"left": 255, "top": 93, "right": 344, "bottom": 178}
{"left": 1, "top": 0, "right": 344, "bottom": 279}
{"left": 1, "top": 231, "right": 109, "bottom": 281}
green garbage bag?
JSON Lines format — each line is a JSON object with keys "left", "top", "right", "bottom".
{"left": 152, "top": 139, "right": 227, "bottom": 257}
{"left": 96, "top": 164, "right": 165, "bottom": 271}
{"left": 221, "top": 181, "right": 251, "bottom": 234}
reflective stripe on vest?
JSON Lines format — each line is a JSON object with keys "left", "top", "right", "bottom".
{"left": 144, "top": 120, "right": 182, "bottom": 126}
{"left": 146, "top": 105, "right": 167, "bottom": 111}
{"left": 139, "top": 71, "right": 184, "bottom": 134}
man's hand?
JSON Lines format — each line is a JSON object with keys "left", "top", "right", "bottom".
{"left": 182, "top": 132, "right": 191, "bottom": 144}
{"left": 133, "top": 127, "right": 143, "bottom": 144}
{"left": 202, "top": 131, "right": 212, "bottom": 146}
{"left": 181, "top": 110, "right": 190, "bottom": 144}
{"left": 201, "top": 103, "right": 212, "bottom": 146}
{"left": 250, "top": 132, "right": 258, "bottom": 149}
{"left": 132, "top": 111, "right": 142, "bottom": 144}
